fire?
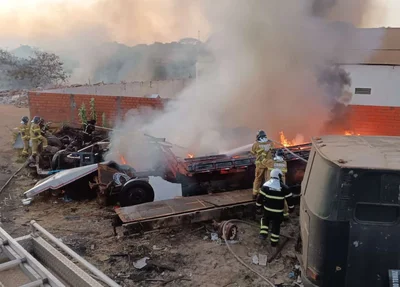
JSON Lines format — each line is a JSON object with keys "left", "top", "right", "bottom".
{"left": 187, "top": 153, "right": 194, "bottom": 158}
{"left": 120, "top": 155, "right": 127, "bottom": 165}
{"left": 344, "top": 130, "right": 361, "bottom": 136}
{"left": 279, "top": 131, "right": 297, "bottom": 147}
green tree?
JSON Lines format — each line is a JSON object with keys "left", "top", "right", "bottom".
{"left": 90, "top": 98, "right": 97, "bottom": 121}
{"left": 78, "top": 103, "right": 87, "bottom": 125}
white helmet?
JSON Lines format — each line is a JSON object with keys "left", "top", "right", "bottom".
{"left": 270, "top": 168, "right": 283, "bottom": 179}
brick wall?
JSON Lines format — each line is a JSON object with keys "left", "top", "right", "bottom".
{"left": 29, "top": 92, "right": 167, "bottom": 126}
{"left": 347, "top": 105, "right": 400, "bottom": 136}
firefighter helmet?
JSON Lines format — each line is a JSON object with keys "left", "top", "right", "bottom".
{"left": 276, "top": 149, "right": 284, "bottom": 157}
{"left": 270, "top": 168, "right": 283, "bottom": 180}
{"left": 31, "top": 116, "right": 41, "bottom": 124}
{"left": 21, "top": 116, "right": 29, "bottom": 125}
{"left": 256, "top": 130, "right": 267, "bottom": 141}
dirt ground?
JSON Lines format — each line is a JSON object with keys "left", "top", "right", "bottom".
{"left": 0, "top": 104, "right": 301, "bottom": 287}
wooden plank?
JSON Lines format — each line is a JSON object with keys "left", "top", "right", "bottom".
{"left": 201, "top": 190, "right": 252, "bottom": 206}
{"left": 122, "top": 202, "right": 256, "bottom": 235}
{"left": 116, "top": 190, "right": 253, "bottom": 223}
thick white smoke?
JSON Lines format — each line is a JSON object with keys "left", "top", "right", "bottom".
{"left": 108, "top": 0, "right": 383, "bottom": 168}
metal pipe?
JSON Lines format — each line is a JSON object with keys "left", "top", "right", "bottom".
{"left": 19, "top": 279, "right": 45, "bottom": 287}
{"left": 0, "top": 258, "right": 22, "bottom": 271}
{"left": 30, "top": 220, "right": 120, "bottom": 287}
{"left": 0, "top": 227, "right": 65, "bottom": 287}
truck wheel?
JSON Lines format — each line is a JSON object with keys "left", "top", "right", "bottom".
{"left": 119, "top": 181, "right": 155, "bottom": 207}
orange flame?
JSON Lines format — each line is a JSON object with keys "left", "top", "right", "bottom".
{"left": 187, "top": 153, "right": 194, "bottom": 158}
{"left": 279, "top": 131, "right": 297, "bottom": 147}
{"left": 344, "top": 130, "right": 361, "bottom": 136}
{"left": 120, "top": 155, "right": 127, "bottom": 164}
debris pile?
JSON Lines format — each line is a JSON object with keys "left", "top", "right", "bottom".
{"left": 0, "top": 90, "right": 29, "bottom": 107}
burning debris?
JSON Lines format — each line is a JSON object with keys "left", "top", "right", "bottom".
{"left": 279, "top": 132, "right": 306, "bottom": 148}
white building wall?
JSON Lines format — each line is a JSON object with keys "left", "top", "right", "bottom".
{"left": 341, "top": 64, "right": 400, "bottom": 107}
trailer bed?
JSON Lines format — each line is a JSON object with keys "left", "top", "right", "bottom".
{"left": 116, "top": 189, "right": 253, "bottom": 224}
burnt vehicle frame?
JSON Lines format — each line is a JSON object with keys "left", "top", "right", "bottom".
{"left": 89, "top": 161, "right": 155, "bottom": 207}
{"left": 299, "top": 135, "right": 400, "bottom": 287}
{"left": 156, "top": 140, "right": 311, "bottom": 197}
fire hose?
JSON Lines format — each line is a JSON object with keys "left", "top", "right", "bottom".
{"left": 269, "top": 139, "right": 308, "bottom": 163}
{"left": 221, "top": 219, "right": 276, "bottom": 287}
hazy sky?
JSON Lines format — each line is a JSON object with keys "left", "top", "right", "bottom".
{"left": 0, "top": 0, "right": 398, "bottom": 49}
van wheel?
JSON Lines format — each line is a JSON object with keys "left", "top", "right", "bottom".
{"left": 119, "top": 181, "right": 155, "bottom": 207}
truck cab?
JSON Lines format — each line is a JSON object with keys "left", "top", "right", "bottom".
{"left": 300, "top": 135, "right": 400, "bottom": 287}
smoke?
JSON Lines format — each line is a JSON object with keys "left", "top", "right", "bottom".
{"left": 0, "top": 0, "right": 208, "bottom": 83}
{"left": 106, "top": 0, "right": 384, "bottom": 169}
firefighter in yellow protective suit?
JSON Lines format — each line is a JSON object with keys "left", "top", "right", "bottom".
{"left": 269, "top": 149, "right": 290, "bottom": 219}
{"left": 18, "top": 116, "right": 30, "bottom": 156}
{"left": 30, "top": 116, "right": 48, "bottom": 157}
{"left": 250, "top": 130, "right": 274, "bottom": 199}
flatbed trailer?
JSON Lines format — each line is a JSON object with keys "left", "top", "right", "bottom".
{"left": 113, "top": 189, "right": 255, "bottom": 235}
{"left": 158, "top": 141, "right": 312, "bottom": 196}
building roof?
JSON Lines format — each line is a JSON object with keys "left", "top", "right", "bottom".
{"left": 312, "top": 135, "right": 400, "bottom": 170}
{"left": 341, "top": 27, "right": 400, "bottom": 65}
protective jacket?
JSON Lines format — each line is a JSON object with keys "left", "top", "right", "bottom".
{"left": 30, "top": 123, "right": 42, "bottom": 140}
{"left": 270, "top": 156, "right": 287, "bottom": 173}
{"left": 250, "top": 139, "right": 274, "bottom": 169}
{"left": 256, "top": 177, "right": 294, "bottom": 217}
{"left": 19, "top": 123, "right": 30, "bottom": 140}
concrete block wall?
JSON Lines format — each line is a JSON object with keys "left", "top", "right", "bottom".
{"left": 29, "top": 92, "right": 167, "bottom": 126}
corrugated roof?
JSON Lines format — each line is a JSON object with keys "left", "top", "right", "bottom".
{"left": 313, "top": 135, "right": 400, "bottom": 170}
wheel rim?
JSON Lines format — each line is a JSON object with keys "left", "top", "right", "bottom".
{"left": 127, "top": 188, "right": 146, "bottom": 204}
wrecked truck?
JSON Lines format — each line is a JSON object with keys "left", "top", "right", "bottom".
{"left": 299, "top": 135, "right": 400, "bottom": 287}
{"left": 24, "top": 161, "right": 154, "bottom": 207}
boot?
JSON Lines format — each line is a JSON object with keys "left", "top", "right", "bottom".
{"left": 259, "top": 234, "right": 268, "bottom": 241}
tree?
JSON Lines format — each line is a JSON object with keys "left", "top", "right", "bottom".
{"left": 11, "top": 50, "right": 68, "bottom": 88}
{"left": 0, "top": 48, "right": 68, "bottom": 89}
{"left": 90, "top": 97, "right": 97, "bottom": 121}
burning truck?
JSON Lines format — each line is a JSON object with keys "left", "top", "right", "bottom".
{"left": 24, "top": 133, "right": 311, "bottom": 207}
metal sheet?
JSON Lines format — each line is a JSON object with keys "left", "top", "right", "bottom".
{"left": 24, "top": 164, "right": 98, "bottom": 198}
{"left": 13, "top": 133, "right": 23, "bottom": 149}
{"left": 116, "top": 190, "right": 253, "bottom": 223}
{"left": 33, "top": 237, "right": 103, "bottom": 287}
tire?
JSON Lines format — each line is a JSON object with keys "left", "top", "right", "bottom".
{"left": 119, "top": 180, "right": 155, "bottom": 207}
{"left": 47, "top": 135, "right": 63, "bottom": 148}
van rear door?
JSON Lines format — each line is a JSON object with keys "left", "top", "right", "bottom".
{"left": 346, "top": 172, "right": 400, "bottom": 287}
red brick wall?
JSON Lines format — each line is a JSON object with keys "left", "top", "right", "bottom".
{"left": 348, "top": 105, "right": 400, "bottom": 136}
{"left": 29, "top": 92, "right": 167, "bottom": 126}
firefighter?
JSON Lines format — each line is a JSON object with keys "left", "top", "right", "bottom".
{"left": 250, "top": 130, "right": 274, "bottom": 199}
{"left": 256, "top": 168, "right": 295, "bottom": 246}
{"left": 270, "top": 149, "right": 290, "bottom": 219}
{"left": 18, "top": 116, "right": 30, "bottom": 156}
{"left": 30, "top": 116, "right": 48, "bottom": 157}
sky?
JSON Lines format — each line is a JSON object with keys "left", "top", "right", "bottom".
{"left": 0, "top": 0, "right": 398, "bottom": 49}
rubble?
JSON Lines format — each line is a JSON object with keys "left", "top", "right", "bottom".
{"left": 0, "top": 90, "right": 28, "bottom": 107}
